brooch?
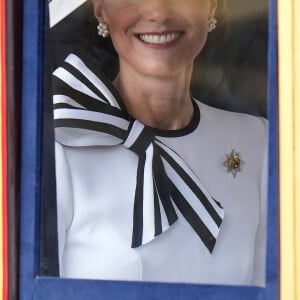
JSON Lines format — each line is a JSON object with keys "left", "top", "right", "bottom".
{"left": 224, "top": 147, "right": 242, "bottom": 178}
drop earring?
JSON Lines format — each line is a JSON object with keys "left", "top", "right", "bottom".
{"left": 97, "top": 21, "right": 110, "bottom": 38}
{"left": 208, "top": 18, "right": 217, "bottom": 32}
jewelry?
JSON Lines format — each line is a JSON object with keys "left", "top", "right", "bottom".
{"left": 224, "top": 147, "right": 242, "bottom": 178}
{"left": 97, "top": 21, "right": 110, "bottom": 38}
{"left": 208, "top": 18, "right": 217, "bottom": 32}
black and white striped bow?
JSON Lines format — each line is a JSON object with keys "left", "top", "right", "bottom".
{"left": 53, "top": 53, "right": 224, "bottom": 253}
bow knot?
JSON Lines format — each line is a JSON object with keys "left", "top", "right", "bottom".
{"left": 123, "top": 120, "right": 155, "bottom": 156}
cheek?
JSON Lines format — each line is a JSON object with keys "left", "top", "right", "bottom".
{"left": 103, "top": 1, "right": 137, "bottom": 28}
{"left": 104, "top": 9, "right": 137, "bottom": 43}
{"left": 105, "top": 9, "right": 140, "bottom": 55}
{"left": 190, "top": 10, "right": 210, "bottom": 47}
{"left": 187, "top": 19, "right": 209, "bottom": 57}
{"left": 108, "top": 19, "right": 133, "bottom": 55}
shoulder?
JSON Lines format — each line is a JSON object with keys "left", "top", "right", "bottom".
{"left": 193, "top": 100, "right": 268, "bottom": 181}
{"left": 196, "top": 100, "right": 268, "bottom": 145}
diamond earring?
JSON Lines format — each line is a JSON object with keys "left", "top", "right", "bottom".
{"left": 208, "top": 18, "right": 217, "bottom": 32}
{"left": 97, "top": 21, "right": 110, "bottom": 38}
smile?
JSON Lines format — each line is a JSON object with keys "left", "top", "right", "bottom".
{"left": 137, "top": 32, "right": 182, "bottom": 45}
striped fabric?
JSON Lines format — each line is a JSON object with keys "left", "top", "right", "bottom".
{"left": 53, "top": 53, "right": 224, "bottom": 253}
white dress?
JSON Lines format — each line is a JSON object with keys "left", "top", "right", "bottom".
{"left": 55, "top": 98, "right": 267, "bottom": 286}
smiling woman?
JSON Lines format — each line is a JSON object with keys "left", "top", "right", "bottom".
{"left": 92, "top": 0, "right": 215, "bottom": 83}
{"left": 49, "top": 0, "right": 268, "bottom": 286}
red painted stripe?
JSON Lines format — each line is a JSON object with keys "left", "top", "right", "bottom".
{"left": 1, "top": 0, "right": 8, "bottom": 298}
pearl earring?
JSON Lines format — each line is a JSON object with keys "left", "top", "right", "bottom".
{"left": 97, "top": 21, "right": 110, "bottom": 38}
{"left": 208, "top": 18, "right": 217, "bottom": 32}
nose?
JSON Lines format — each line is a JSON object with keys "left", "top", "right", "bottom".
{"left": 142, "top": 0, "right": 174, "bottom": 23}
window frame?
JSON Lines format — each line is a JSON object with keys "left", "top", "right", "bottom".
{"left": 19, "top": 0, "right": 279, "bottom": 299}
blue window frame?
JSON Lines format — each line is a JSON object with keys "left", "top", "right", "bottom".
{"left": 19, "top": 0, "right": 279, "bottom": 299}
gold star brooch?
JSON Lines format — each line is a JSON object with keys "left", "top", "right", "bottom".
{"left": 224, "top": 147, "right": 243, "bottom": 178}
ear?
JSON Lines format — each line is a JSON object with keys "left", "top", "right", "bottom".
{"left": 209, "top": 0, "right": 218, "bottom": 18}
{"left": 91, "top": 0, "right": 106, "bottom": 23}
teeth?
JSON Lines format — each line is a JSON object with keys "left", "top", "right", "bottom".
{"left": 139, "top": 32, "right": 181, "bottom": 44}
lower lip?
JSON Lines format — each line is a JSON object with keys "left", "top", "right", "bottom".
{"left": 136, "top": 34, "right": 183, "bottom": 49}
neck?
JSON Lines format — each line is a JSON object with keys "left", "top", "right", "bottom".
{"left": 113, "top": 65, "right": 194, "bottom": 130}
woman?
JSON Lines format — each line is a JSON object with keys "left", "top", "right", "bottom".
{"left": 53, "top": 0, "right": 267, "bottom": 286}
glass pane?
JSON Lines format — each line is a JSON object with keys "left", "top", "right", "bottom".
{"left": 41, "top": 0, "right": 269, "bottom": 287}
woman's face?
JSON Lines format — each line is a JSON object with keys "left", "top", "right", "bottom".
{"left": 94, "top": 0, "right": 217, "bottom": 78}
